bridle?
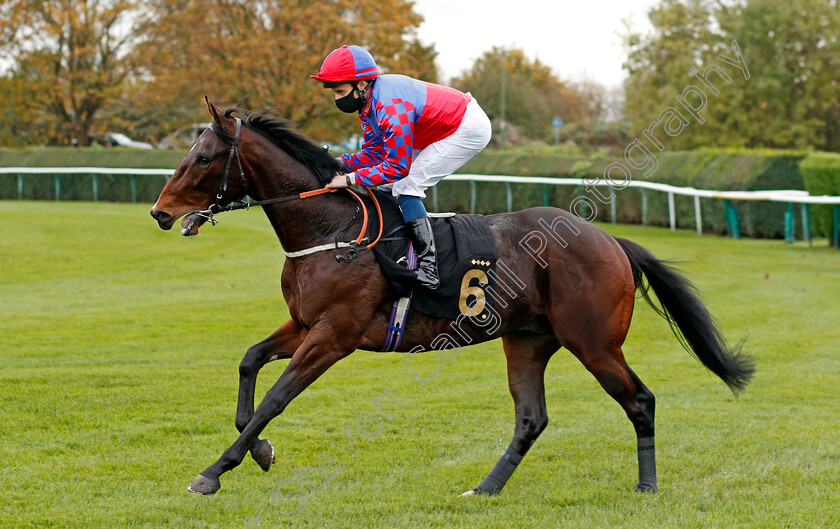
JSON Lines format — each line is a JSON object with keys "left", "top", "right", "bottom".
{"left": 209, "top": 117, "right": 248, "bottom": 217}
{"left": 187, "top": 116, "right": 383, "bottom": 262}
{"left": 186, "top": 117, "right": 250, "bottom": 225}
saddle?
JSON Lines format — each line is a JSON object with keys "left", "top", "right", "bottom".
{"left": 367, "top": 190, "right": 498, "bottom": 322}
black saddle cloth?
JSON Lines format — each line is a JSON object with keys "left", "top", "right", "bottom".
{"left": 367, "top": 190, "right": 497, "bottom": 320}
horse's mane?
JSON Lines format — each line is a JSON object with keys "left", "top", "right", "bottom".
{"left": 219, "top": 107, "right": 344, "bottom": 185}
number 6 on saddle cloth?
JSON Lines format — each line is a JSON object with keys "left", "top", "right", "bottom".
{"left": 368, "top": 189, "right": 500, "bottom": 349}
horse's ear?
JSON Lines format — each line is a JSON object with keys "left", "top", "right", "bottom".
{"left": 205, "top": 95, "right": 225, "bottom": 126}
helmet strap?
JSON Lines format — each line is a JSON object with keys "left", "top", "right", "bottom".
{"left": 353, "top": 81, "right": 368, "bottom": 100}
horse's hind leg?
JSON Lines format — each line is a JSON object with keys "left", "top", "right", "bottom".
{"left": 464, "top": 332, "right": 558, "bottom": 496}
{"left": 237, "top": 319, "right": 307, "bottom": 471}
{"left": 569, "top": 344, "right": 657, "bottom": 491}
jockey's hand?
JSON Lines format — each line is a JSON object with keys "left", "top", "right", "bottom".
{"left": 326, "top": 172, "right": 353, "bottom": 189}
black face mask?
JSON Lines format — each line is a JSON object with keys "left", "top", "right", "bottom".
{"left": 335, "top": 85, "right": 366, "bottom": 113}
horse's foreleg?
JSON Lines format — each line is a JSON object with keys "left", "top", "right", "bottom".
{"left": 189, "top": 329, "right": 353, "bottom": 495}
{"left": 236, "top": 320, "right": 307, "bottom": 471}
{"left": 464, "top": 332, "right": 558, "bottom": 496}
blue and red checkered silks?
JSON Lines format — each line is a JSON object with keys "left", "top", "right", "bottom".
{"left": 340, "top": 74, "right": 470, "bottom": 186}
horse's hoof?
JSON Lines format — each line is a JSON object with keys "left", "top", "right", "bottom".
{"left": 634, "top": 483, "right": 657, "bottom": 493}
{"left": 461, "top": 487, "right": 497, "bottom": 497}
{"left": 251, "top": 439, "right": 276, "bottom": 472}
{"left": 187, "top": 474, "right": 221, "bottom": 495}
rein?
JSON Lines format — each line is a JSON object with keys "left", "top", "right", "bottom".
{"left": 190, "top": 117, "right": 383, "bottom": 262}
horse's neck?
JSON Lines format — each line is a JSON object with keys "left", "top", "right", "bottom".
{"left": 249, "top": 160, "right": 360, "bottom": 252}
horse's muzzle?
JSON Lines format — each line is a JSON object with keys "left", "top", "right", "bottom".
{"left": 150, "top": 208, "right": 174, "bottom": 230}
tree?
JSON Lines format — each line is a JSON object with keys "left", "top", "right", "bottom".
{"left": 623, "top": 0, "right": 840, "bottom": 151}
{"left": 716, "top": 0, "right": 840, "bottom": 151}
{"left": 0, "top": 0, "right": 144, "bottom": 146}
{"left": 0, "top": 0, "right": 436, "bottom": 146}
{"left": 623, "top": 0, "right": 720, "bottom": 149}
{"left": 130, "top": 0, "right": 438, "bottom": 144}
{"left": 451, "top": 47, "right": 600, "bottom": 146}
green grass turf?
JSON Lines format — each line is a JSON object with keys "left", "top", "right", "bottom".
{"left": 1, "top": 201, "right": 838, "bottom": 528}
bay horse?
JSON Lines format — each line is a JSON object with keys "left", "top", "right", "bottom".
{"left": 151, "top": 98, "right": 754, "bottom": 497}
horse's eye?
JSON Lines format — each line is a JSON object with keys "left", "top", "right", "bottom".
{"left": 196, "top": 155, "right": 211, "bottom": 166}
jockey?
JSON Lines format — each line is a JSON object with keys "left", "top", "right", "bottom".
{"left": 313, "top": 45, "right": 492, "bottom": 290}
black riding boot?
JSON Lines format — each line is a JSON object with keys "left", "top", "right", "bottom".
{"left": 406, "top": 216, "right": 439, "bottom": 290}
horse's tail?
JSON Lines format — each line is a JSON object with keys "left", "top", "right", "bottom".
{"left": 614, "top": 237, "right": 755, "bottom": 394}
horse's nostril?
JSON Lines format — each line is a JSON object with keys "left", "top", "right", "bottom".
{"left": 150, "top": 209, "right": 173, "bottom": 229}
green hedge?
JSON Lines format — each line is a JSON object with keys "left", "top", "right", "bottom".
{"left": 0, "top": 147, "right": 184, "bottom": 168}
{"left": 0, "top": 148, "right": 184, "bottom": 203}
{"left": 800, "top": 152, "right": 840, "bottom": 240}
{"left": 0, "top": 147, "right": 814, "bottom": 239}
{"left": 435, "top": 149, "right": 808, "bottom": 239}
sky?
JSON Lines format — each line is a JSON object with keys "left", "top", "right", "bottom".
{"left": 412, "top": 0, "right": 660, "bottom": 88}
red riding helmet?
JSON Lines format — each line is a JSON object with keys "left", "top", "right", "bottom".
{"left": 311, "top": 45, "right": 379, "bottom": 84}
